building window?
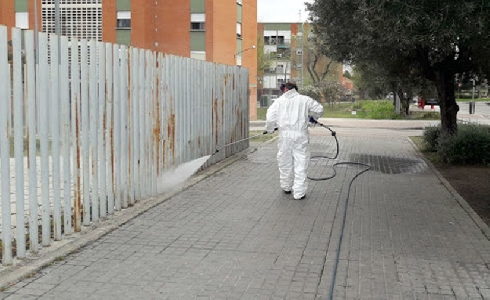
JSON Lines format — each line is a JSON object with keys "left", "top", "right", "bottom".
{"left": 236, "top": 23, "right": 242, "bottom": 38}
{"left": 191, "top": 13, "right": 206, "bottom": 31}
{"left": 117, "top": 11, "right": 131, "bottom": 29}
{"left": 191, "top": 22, "right": 205, "bottom": 30}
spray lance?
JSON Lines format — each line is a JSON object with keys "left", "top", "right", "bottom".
{"left": 212, "top": 116, "right": 338, "bottom": 156}
{"left": 212, "top": 128, "right": 278, "bottom": 155}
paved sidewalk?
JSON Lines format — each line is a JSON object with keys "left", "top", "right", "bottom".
{"left": 2, "top": 126, "right": 490, "bottom": 299}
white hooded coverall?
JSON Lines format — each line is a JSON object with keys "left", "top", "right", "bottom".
{"left": 265, "top": 89, "right": 324, "bottom": 199}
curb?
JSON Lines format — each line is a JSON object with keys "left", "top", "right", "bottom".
{"left": 0, "top": 146, "right": 260, "bottom": 290}
{"left": 407, "top": 137, "right": 490, "bottom": 240}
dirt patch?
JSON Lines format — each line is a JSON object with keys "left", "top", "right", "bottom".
{"left": 435, "top": 165, "right": 490, "bottom": 225}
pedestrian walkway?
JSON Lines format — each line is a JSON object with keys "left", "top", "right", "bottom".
{"left": 2, "top": 126, "right": 490, "bottom": 299}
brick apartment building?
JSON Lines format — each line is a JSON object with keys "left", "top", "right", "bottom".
{"left": 0, "top": 0, "right": 258, "bottom": 119}
{"left": 257, "top": 22, "right": 345, "bottom": 104}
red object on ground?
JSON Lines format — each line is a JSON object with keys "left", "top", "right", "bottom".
{"left": 417, "top": 97, "right": 425, "bottom": 109}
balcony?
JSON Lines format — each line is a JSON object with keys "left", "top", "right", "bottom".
{"left": 264, "top": 38, "right": 291, "bottom": 49}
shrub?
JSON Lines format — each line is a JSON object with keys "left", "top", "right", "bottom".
{"left": 359, "top": 100, "right": 400, "bottom": 119}
{"left": 422, "top": 126, "right": 441, "bottom": 152}
{"left": 436, "top": 124, "right": 490, "bottom": 165}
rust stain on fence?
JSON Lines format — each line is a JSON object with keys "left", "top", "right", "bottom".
{"left": 213, "top": 98, "right": 219, "bottom": 145}
{"left": 167, "top": 112, "right": 175, "bottom": 162}
{"left": 154, "top": 94, "right": 161, "bottom": 174}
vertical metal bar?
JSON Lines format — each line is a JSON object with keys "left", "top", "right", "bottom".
{"left": 80, "top": 39, "right": 90, "bottom": 226}
{"left": 183, "top": 58, "right": 189, "bottom": 162}
{"left": 12, "top": 28, "right": 26, "bottom": 257}
{"left": 131, "top": 48, "right": 140, "bottom": 202}
{"left": 89, "top": 39, "right": 99, "bottom": 221}
{"left": 71, "top": 37, "right": 82, "bottom": 232}
{"left": 113, "top": 44, "right": 121, "bottom": 211}
{"left": 144, "top": 50, "right": 151, "bottom": 196}
{"left": 138, "top": 49, "right": 146, "bottom": 199}
{"left": 39, "top": 32, "right": 50, "bottom": 246}
{"left": 158, "top": 53, "right": 164, "bottom": 177}
{"left": 98, "top": 42, "right": 106, "bottom": 218}
{"left": 120, "top": 46, "right": 128, "bottom": 208}
{"left": 151, "top": 52, "right": 157, "bottom": 195}
{"left": 60, "top": 35, "right": 71, "bottom": 235}
{"left": 25, "top": 30, "right": 39, "bottom": 252}
{"left": 0, "top": 26, "right": 13, "bottom": 265}
{"left": 106, "top": 44, "right": 114, "bottom": 215}
{"left": 129, "top": 47, "right": 136, "bottom": 205}
{"left": 50, "top": 33, "right": 62, "bottom": 241}
{"left": 179, "top": 57, "right": 184, "bottom": 164}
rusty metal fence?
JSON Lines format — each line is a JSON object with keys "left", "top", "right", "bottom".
{"left": 0, "top": 26, "right": 250, "bottom": 265}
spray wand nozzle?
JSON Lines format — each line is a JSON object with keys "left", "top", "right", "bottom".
{"left": 313, "top": 120, "right": 336, "bottom": 137}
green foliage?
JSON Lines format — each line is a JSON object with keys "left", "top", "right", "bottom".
{"left": 436, "top": 125, "right": 490, "bottom": 165}
{"left": 422, "top": 124, "right": 490, "bottom": 165}
{"left": 257, "top": 100, "right": 439, "bottom": 120}
{"left": 423, "top": 126, "right": 441, "bottom": 152}
{"left": 355, "top": 100, "right": 401, "bottom": 119}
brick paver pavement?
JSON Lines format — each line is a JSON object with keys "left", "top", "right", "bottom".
{"left": 2, "top": 123, "right": 490, "bottom": 299}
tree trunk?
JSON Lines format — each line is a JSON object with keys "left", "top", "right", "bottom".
{"left": 434, "top": 70, "right": 459, "bottom": 134}
{"left": 397, "top": 90, "right": 410, "bottom": 116}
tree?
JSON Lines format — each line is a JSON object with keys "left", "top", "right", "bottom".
{"left": 351, "top": 62, "right": 391, "bottom": 100}
{"left": 307, "top": 0, "right": 490, "bottom": 134}
{"left": 343, "top": 70, "right": 352, "bottom": 79}
{"left": 301, "top": 29, "right": 343, "bottom": 103}
{"left": 257, "top": 35, "right": 274, "bottom": 99}
{"left": 257, "top": 35, "right": 273, "bottom": 75}
{"left": 304, "top": 33, "right": 336, "bottom": 86}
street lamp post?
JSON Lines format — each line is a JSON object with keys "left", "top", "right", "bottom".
{"left": 234, "top": 45, "right": 256, "bottom": 66}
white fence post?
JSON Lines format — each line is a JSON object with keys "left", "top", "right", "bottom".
{"left": 0, "top": 25, "right": 13, "bottom": 265}
{"left": 80, "top": 39, "right": 90, "bottom": 226}
{"left": 12, "top": 28, "right": 26, "bottom": 257}
{"left": 50, "top": 33, "right": 62, "bottom": 241}
{"left": 39, "top": 32, "right": 51, "bottom": 247}
{"left": 106, "top": 44, "right": 114, "bottom": 216}
{"left": 25, "top": 29, "right": 39, "bottom": 253}
{"left": 60, "top": 35, "right": 71, "bottom": 235}
{"left": 120, "top": 46, "right": 128, "bottom": 208}
{"left": 98, "top": 42, "right": 107, "bottom": 218}
{"left": 71, "top": 37, "right": 82, "bottom": 232}
{"left": 89, "top": 39, "right": 99, "bottom": 222}
{"left": 113, "top": 44, "right": 121, "bottom": 212}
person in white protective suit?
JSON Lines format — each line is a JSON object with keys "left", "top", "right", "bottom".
{"left": 265, "top": 82, "right": 324, "bottom": 200}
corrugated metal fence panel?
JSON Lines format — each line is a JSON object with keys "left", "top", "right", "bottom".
{"left": 0, "top": 25, "right": 249, "bottom": 265}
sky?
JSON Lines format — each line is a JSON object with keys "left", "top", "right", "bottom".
{"left": 257, "top": 0, "right": 314, "bottom": 23}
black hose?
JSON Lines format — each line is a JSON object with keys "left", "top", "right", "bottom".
{"left": 307, "top": 121, "right": 371, "bottom": 300}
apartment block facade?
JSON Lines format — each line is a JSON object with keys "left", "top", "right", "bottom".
{"left": 0, "top": 0, "right": 258, "bottom": 119}
{"left": 257, "top": 22, "right": 343, "bottom": 102}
